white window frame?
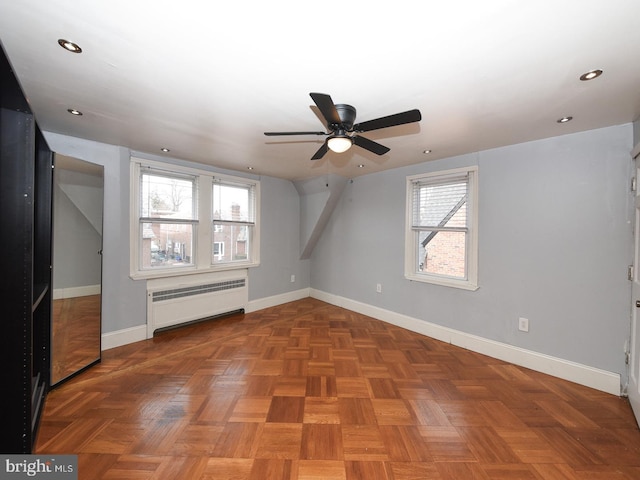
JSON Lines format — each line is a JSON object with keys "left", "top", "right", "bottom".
{"left": 137, "top": 166, "right": 198, "bottom": 272}
{"left": 212, "top": 178, "right": 257, "bottom": 267}
{"left": 130, "top": 157, "right": 260, "bottom": 279}
{"left": 404, "top": 166, "right": 478, "bottom": 290}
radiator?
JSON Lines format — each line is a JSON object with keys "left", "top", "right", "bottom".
{"left": 146, "top": 270, "right": 248, "bottom": 337}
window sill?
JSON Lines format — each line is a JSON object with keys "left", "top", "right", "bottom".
{"left": 130, "top": 261, "right": 259, "bottom": 281}
{"left": 405, "top": 273, "right": 479, "bottom": 291}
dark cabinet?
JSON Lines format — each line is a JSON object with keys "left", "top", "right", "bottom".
{"left": 0, "top": 43, "right": 53, "bottom": 453}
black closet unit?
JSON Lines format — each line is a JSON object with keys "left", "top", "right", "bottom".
{"left": 0, "top": 43, "right": 53, "bottom": 453}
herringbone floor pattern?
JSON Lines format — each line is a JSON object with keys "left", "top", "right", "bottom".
{"left": 36, "top": 298, "right": 640, "bottom": 479}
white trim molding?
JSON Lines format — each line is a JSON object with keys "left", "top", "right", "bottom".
{"left": 405, "top": 166, "right": 479, "bottom": 291}
{"left": 53, "top": 284, "right": 101, "bottom": 300}
{"left": 310, "top": 289, "right": 621, "bottom": 396}
{"left": 99, "top": 288, "right": 621, "bottom": 396}
{"left": 102, "top": 325, "right": 147, "bottom": 351}
{"left": 102, "top": 288, "right": 311, "bottom": 350}
{"left": 246, "top": 288, "right": 311, "bottom": 313}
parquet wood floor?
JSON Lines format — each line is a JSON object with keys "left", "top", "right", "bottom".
{"left": 52, "top": 294, "right": 101, "bottom": 384}
{"left": 36, "top": 298, "right": 640, "bottom": 479}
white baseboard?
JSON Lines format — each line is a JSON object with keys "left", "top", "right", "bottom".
{"left": 102, "top": 325, "right": 147, "bottom": 351}
{"left": 99, "top": 287, "right": 621, "bottom": 396}
{"left": 53, "top": 284, "right": 101, "bottom": 300}
{"left": 310, "top": 288, "right": 621, "bottom": 396}
{"left": 246, "top": 287, "right": 311, "bottom": 313}
{"left": 102, "top": 288, "right": 311, "bottom": 350}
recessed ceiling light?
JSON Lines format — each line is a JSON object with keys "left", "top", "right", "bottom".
{"left": 357, "top": 164, "right": 365, "bottom": 168}
{"left": 557, "top": 116, "right": 573, "bottom": 124}
{"left": 579, "top": 69, "right": 603, "bottom": 81}
{"left": 67, "top": 108, "right": 83, "bottom": 116}
{"left": 160, "top": 147, "right": 170, "bottom": 152}
{"left": 247, "top": 166, "right": 254, "bottom": 170}
{"left": 423, "top": 149, "right": 432, "bottom": 154}
{"left": 57, "top": 39, "right": 82, "bottom": 53}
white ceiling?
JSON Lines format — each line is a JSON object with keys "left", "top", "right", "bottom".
{"left": 1, "top": 1, "right": 639, "bottom": 181}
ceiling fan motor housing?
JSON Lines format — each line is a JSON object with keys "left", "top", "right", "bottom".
{"left": 333, "top": 104, "right": 357, "bottom": 130}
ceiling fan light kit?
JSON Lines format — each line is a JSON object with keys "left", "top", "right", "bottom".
{"left": 264, "top": 92, "right": 421, "bottom": 160}
{"left": 327, "top": 134, "right": 353, "bottom": 153}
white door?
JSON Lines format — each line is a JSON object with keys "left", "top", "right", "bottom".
{"left": 630, "top": 149, "right": 640, "bottom": 425}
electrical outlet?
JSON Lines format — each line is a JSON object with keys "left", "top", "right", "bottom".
{"left": 290, "top": 274, "right": 295, "bottom": 283}
{"left": 518, "top": 317, "right": 529, "bottom": 332}
{"left": 376, "top": 283, "right": 382, "bottom": 293}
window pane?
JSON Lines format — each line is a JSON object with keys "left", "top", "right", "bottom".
{"left": 417, "top": 230, "right": 466, "bottom": 279}
{"left": 413, "top": 181, "right": 467, "bottom": 228}
{"left": 141, "top": 172, "right": 195, "bottom": 219}
{"left": 212, "top": 224, "right": 251, "bottom": 264}
{"left": 141, "top": 222, "right": 194, "bottom": 268}
{"left": 213, "top": 183, "right": 254, "bottom": 222}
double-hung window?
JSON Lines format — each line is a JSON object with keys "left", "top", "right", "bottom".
{"left": 212, "top": 179, "right": 257, "bottom": 266}
{"left": 405, "top": 166, "right": 478, "bottom": 290}
{"left": 131, "top": 158, "right": 260, "bottom": 278}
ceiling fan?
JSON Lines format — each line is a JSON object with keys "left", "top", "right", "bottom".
{"left": 264, "top": 93, "right": 422, "bottom": 160}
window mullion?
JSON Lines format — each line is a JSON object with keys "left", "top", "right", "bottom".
{"left": 412, "top": 226, "right": 468, "bottom": 233}
{"left": 141, "top": 217, "right": 199, "bottom": 224}
{"left": 213, "top": 220, "right": 255, "bottom": 227}
{"left": 196, "top": 174, "right": 212, "bottom": 270}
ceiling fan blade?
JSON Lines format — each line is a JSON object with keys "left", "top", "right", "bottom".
{"left": 353, "top": 109, "right": 422, "bottom": 132}
{"left": 310, "top": 92, "right": 341, "bottom": 126}
{"left": 353, "top": 135, "right": 390, "bottom": 156}
{"left": 264, "top": 131, "right": 327, "bottom": 136}
{"left": 311, "top": 141, "right": 329, "bottom": 160}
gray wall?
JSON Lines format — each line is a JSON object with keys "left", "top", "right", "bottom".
{"left": 309, "top": 124, "right": 634, "bottom": 379}
{"left": 247, "top": 174, "right": 310, "bottom": 299}
{"left": 44, "top": 124, "right": 635, "bottom": 383}
{"left": 44, "top": 132, "right": 311, "bottom": 335}
{"left": 52, "top": 171, "right": 102, "bottom": 289}
{"left": 44, "top": 134, "right": 144, "bottom": 334}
